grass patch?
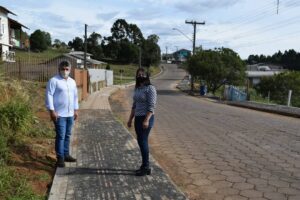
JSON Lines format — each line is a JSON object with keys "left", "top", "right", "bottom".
{"left": 0, "top": 76, "right": 55, "bottom": 199}
{"left": 249, "top": 88, "right": 278, "bottom": 104}
{"left": 0, "top": 165, "right": 43, "bottom": 200}
{"left": 109, "top": 64, "right": 161, "bottom": 85}
{"left": 15, "top": 49, "right": 69, "bottom": 61}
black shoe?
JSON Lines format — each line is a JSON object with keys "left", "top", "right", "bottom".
{"left": 56, "top": 157, "right": 65, "bottom": 168}
{"left": 64, "top": 155, "right": 77, "bottom": 162}
{"left": 135, "top": 165, "right": 144, "bottom": 173}
{"left": 135, "top": 168, "right": 151, "bottom": 176}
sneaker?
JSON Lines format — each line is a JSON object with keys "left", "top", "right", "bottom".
{"left": 64, "top": 155, "right": 77, "bottom": 162}
{"left": 56, "top": 157, "right": 65, "bottom": 168}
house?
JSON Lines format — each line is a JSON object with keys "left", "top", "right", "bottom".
{"left": 43, "top": 51, "right": 107, "bottom": 73}
{"left": 0, "top": 6, "right": 29, "bottom": 62}
{"left": 173, "top": 49, "right": 191, "bottom": 62}
{"left": 67, "top": 51, "right": 107, "bottom": 68}
{"left": 246, "top": 64, "right": 285, "bottom": 85}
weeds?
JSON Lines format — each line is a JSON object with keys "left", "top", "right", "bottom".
{"left": 0, "top": 166, "right": 43, "bottom": 200}
{"left": 0, "top": 76, "right": 54, "bottom": 199}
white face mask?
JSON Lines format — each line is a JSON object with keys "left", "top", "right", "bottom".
{"left": 60, "top": 70, "right": 70, "bottom": 78}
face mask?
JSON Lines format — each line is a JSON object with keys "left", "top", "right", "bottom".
{"left": 137, "top": 76, "right": 147, "bottom": 83}
{"left": 60, "top": 70, "right": 70, "bottom": 78}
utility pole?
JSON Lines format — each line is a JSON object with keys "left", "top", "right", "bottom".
{"left": 165, "top": 46, "right": 168, "bottom": 61}
{"left": 139, "top": 46, "right": 142, "bottom": 68}
{"left": 185, "top": 20, "right": 205, "bottom": 94}
{"left": 277, "top": 0, "right": 280, "bottom": 14}
{"left": 84, "top": 24, "right": 88, "bottom": 69}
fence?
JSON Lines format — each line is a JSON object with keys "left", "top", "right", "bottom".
{"left": 224, "top": 85, "right": 247, "bottom": 102}
{"left": 0, "top": 58, "right": 79, "bottom": 82}
{"left": 74, "top": 69, "right": 88, "bottom": 101}
{"left": 87, "top": 69, "right": 113, "bottom": 93}
{"left": 0, "top": 58, "right": 89, "bottom": 101}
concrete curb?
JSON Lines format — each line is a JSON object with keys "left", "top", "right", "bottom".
{"left": 225, "top": 101, "right": 300, "bottom": 118}
{"left": 176, "top": 84, "right": 300, "bottom": 118}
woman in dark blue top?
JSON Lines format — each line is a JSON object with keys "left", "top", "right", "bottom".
{"left": 127, "top": 68, "right": 157, "bottom": 176}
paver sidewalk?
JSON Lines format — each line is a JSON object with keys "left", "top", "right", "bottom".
{"left": 48, "top": 87, "right": 187, "bottom": 200}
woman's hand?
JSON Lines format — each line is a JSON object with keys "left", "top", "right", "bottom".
{"left": 143, "top": 119, "right": 149, "bottom": 129}
{"left": 127, "top": 119, "right": 132, "bottom": 128}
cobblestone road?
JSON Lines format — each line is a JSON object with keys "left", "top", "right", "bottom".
{"left": 110, "top": 64, "right": 300, "bottom": 200}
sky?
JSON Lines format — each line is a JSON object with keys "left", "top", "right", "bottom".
{"left": 2, "top": 0, "right": 300, "bottom": 59}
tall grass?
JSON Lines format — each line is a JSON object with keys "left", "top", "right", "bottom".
{"left": 0, "top": 165, "right": 42, "bottom": 200}
{"left": 0, "top": 76, "right": 53, "bottom": 199}
{"left": 0, "top": 100, "right": 33, "bottom": 133}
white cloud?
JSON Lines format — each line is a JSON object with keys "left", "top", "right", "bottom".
{"left": 1, "top": 0, "right": 299, "bottom": 58}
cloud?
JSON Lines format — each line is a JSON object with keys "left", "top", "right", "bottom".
{"left": 96, "top": 11, "right": 119, "bottom": 21}
{"left": 126, "top": 8, "right": 162, "bottom": 20}
{"left": 175, "top": 0, "right": 240, "bottom": 13}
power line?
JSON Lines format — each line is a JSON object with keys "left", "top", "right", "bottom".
{"left": 207, "top": 0, "right": 299, "bottom": 40}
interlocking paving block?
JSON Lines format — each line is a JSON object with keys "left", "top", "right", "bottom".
{"left": 49, "top": 110, "right": 187, "bottom": 200}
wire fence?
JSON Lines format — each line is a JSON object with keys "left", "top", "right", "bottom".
{"left": 0, "top": 57, "right": 77, "bottom": 82}
{"left": 249, "top": 88, "right": 300, "bottom": 108}
{"left": 0, "top": 57, "right": 89, "bottom": 101}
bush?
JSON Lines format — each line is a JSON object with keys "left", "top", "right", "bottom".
{"left": 0, "top": 100, "right": 33, "bottom": 134}
{"left": 255, "top": 72, "right": 300, "bottom": 107}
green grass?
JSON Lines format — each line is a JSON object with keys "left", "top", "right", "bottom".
{"left": 15, "top": 48, "right": 69, "bottom": 61}
{"left": 0, "top": 165, "right": 43, "bottom": 200}
{"left": 109, "top": 64, "right": 161, "bottom": 85}
{"left": 0, "top": 77, "right": 54, "bottom": 199}
{"left": 248, "top": 88, "right": 278, "bottom": 104}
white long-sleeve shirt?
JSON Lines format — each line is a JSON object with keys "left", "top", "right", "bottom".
{"left": 46, "top": 75, "right": 79, "bottom": 117}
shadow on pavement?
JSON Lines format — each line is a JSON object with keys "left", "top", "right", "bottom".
{"left": 157, "top": 90, "right": 183, "bottom": 96}
{"left": 66, "top": 167, "right": 136, "bottom": 176}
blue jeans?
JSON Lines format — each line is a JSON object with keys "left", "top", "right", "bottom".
{"left": 134, "top": 115, "right": 154, "bottom": 168}
{"left": 54, "top": 117, "right": 74, "bottom": 159}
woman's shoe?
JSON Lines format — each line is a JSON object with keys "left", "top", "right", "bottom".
{"left": 135, "top": 168, "right": 151, "bottom": 176}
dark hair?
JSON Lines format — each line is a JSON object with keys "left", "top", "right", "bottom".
{"left": 135, "top": 68, "right": 151, "bottom": 89}
{"left": 58, "top": 60, "right": 71, "bottom": 69}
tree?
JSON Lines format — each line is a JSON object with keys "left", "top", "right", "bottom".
{"left": 53, "top": 39, "right": 62, "bottom": 48}
{"left": 68, "top": 37, "right": 84, "bottom": 51}
{"left": 127, "top": 24, "right": 144, "bottom": 45}
{"left": 111, "top": 19, "right": 129, "bottom": 42}
{"left": 29, "top": 29, "right": 48, "bottom": 52}
{"left": 187, "top": 48, "right": 246, "bottom": 94}
{"left": 43, "top": 31, "right": 51, "bottom": 47}
{"left": 142, "top": 34, "right": 161, "bottom": 67}
{"left": 255, "top": 72, "right": 300, "bottom": 107}
{"left": 87, "top": 32, "right": 103, "bottom": 60}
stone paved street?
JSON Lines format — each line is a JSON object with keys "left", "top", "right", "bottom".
{"left": 110, "top": 64, "right": 300, "bottom": 200}
{"left": 48, "top": 87, "right": 187, "bottom": 200}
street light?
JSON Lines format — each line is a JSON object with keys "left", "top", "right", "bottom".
{"left": 172, "top": 28, "right": 193, "bottom": 43}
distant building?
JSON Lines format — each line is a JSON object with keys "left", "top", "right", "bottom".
{"left": 0, "top": 6, "right": 29, "bottom": 62}
{"left": 173, "top": 49, "right": 191, "bottom": 62}
{"left": 246, "top": 64, "right": 285, "bottom": 85}
{"left": 67, "top": 51, "right": 107, "bottom": 68}
{"left": 45, "top": 51, "right": 107, "bottom": 69}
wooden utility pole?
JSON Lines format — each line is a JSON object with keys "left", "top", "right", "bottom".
{"left": 84, "top": 24, "right": 87, "bottom": 69}
{"left": 139, "top": 46, "right": 142, "bottom": 68}
{"left": 185, "top": 20, "right": 205, "bottom": 94}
